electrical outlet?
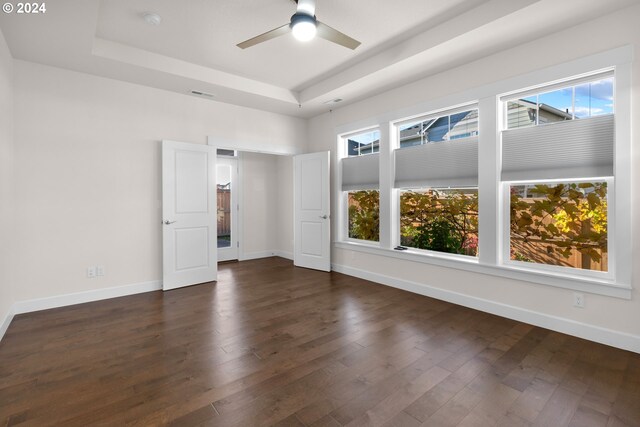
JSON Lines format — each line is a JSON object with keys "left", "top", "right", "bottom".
{"left": 96, "top": 266, "right": 105, "bottom": 277}
{"left": 87, "top": 267, "right": 96, "bottom": 278}
{"left": 573, "top": 292, "right": 585, "bottom": 308}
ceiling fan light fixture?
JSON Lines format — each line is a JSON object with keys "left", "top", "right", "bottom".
{"left": 290, "top": 13, "right": 317, "bottom": 42}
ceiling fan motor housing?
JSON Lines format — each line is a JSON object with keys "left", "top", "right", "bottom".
{"left": 290, "top": 12, "right": 317, "bottom": 28}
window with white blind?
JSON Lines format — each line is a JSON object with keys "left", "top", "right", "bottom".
{"left": 341, "top": 128, "right": 380, "bottom": 243}
{"left": 394, "top": 107, "right": 479, "bottom": 257}
{"left": 500, "top": 72, "right": 615, "bottom": 278}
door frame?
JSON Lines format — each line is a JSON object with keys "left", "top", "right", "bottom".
{"left": 209, "top": 144, "right": 298, "bottom": 262}
{"left": 207, "top": 139, "right": 318, "bottom": 264}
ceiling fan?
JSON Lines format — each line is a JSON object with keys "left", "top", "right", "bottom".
{"left": 236, "top": 0, "right": 361, "bottom": 50}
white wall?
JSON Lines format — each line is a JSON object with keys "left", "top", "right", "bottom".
{"left": 241, "top": 152, "right": 278, "bottom": 257}
{"left": 0, "top": 29, "right": 13, "bottom": 332}
{"left": 307, "top": 5, "right": 640, "bottom": 345}
{"left": 276, "top": 155, "right": 294, "bottom": 257}
{"left": 240, "top": 152, "right": 293, "bottom": 259}
{"left": 11, "top": 60, "right": 306, "bottom": 303}
{"left": 239, "top": 152, "right": 293, "bottom": 259}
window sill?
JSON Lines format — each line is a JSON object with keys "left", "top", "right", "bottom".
{"left": 334, "top": 241, "right": 631, "bottom": 299}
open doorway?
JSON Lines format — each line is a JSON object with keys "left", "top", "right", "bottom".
{"left": 210, "top": 139, "right": 326, "bottom": 267}
{"left": 217, "top": 150, "right": 238, "bottom": 261}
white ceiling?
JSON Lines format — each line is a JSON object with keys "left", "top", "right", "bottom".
{"left": 0, "top": 0, "right": 638, "bottom": 117}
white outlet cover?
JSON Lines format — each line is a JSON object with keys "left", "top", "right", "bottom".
{"left": 87, "top": 267, "right": 96, "bottom": 278}
{"left": 573, "top": 292, "right": 585, "bottom": 308}
{"left": 96, "top": 266, "right": 105, "bottom": 276}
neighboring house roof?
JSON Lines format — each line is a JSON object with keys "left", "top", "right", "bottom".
{"left": 509, "top": 98, "right": 573, "bottom": 120}
{"left": 400, "top": 110, "right": 479, "bottom": 147}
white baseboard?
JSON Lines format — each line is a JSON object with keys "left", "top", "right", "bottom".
{"left": 12, "top": 280, "right": 162, "bottom": 315}
{"left": 239, "top": 250, "right": 277, "bottom": 261}
{"left": 0, "top": 306, "right": 14, "bottom": 343}
{"left": 332, "top": 263, "right": 640, "bottom": 354}
{"left": 240, "top": 250, "right": 293, "bottom": 261}
{"left": 274, "top": 250, "right": 294, "bottom": 260}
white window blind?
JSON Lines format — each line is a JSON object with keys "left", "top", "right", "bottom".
{"left": 394, "top": 137, "right": 478, "bottom": 188}
{"left": 342, "top": 153, "right": 379, "bottom": 190}
{"left": 501, "top": 114, "right": 614, "bottom": 181}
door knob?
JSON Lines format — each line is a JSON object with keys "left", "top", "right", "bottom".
{"left": 163, "top": 220, "right": 177, "bottom": 225}
{"left": 319, "top": 215, "right": 328, "bottom": 219}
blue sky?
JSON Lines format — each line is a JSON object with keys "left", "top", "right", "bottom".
{"left": 349, "top": 129, "right": 380, "bottom": 145}
{"left": 528, "top": 77, "right": 613, "bottom": 118}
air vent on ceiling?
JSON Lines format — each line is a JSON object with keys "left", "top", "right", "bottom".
{"left": 191, "top": 90, "right": 215, "bottom": 98}
{"left": 323, "top": 98, "right": 343, "bottom": 105}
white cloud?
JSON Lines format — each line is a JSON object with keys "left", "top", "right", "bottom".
{"left": 573, "top": 106, "right": 605, "bottom": 117}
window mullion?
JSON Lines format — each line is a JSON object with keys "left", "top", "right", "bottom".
{"left": 613, "top": 62, "right": 632, "bottom": 287}
{"left": 378, "top": 121, "right": 394, "bottom": 249}
{"left": 478, "top": 96, "right": 500, "bottom": 266}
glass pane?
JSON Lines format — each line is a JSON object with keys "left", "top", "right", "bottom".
{"left": 510, "top": 182, "right": 608, "bottom": 272}
{"left": 574, "top": 77, "right": 614, "bottom": 118}
{"left": 398, "top": 119, "right": 434, "bottom": 148}
{"left": 424, "top": 116, "right": 449, "bottom": 143}
{"left": 216, "top": 164, "right": 232, "bottom": 248}
{"left": 538, "top": 87, "right": 573, "bottom": 124}
{"left": 348, "top": 190, "right": 379, "bottom": 241}
{"left": 347, "top": 130, "right": 380, "bottom": 156}
{"left": 448, "top": 110, "right": 478, "bottom": 140}
{"left": 400, "top": 188, "right": 478, "bottom": 256}
{"left": 506, "top": 95, "right": 537, "bottom": 129}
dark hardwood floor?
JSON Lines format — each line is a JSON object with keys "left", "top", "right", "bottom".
{"left": 0, "top": 257, "right": 638, "bottom": 426}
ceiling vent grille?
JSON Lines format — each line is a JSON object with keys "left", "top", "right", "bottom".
{"left": 191, "top": 90, "right": 215, "bottom": 98}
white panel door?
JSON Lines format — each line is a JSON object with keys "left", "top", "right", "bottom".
{"left": 294, "top": 151, "right": 330, "bottom": 271}
{"left": 162, "top": 140, "right": 217, "bottom": 290}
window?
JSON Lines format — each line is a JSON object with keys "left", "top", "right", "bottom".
{"left": 341, "top": 128, "right": 381, "bottom": 244}
{"left": 501, "top": 71, "right": 614, "bottom": 277}
{"left": 398, "top": 109, "right": 478, "bottom": 148}
{"left": 504, "top": 73, "right": 613, "bottom": 129}
{"left": 348, "top": 190, "right": 380, "bottom": 242}
{"left": 509, "top": 181, "right": 608, "bottom": 272}
{"left": 400, "top": 188, "right": 478, "bottom": 256}
{"left": 347, "top": 129, "right": 380, "bottom": 156}
{"left": 394, "top": 106, "right": 479, "bottom": 256}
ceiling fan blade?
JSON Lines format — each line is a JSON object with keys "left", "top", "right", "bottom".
{"left": 316, "top": 21, "right": 361, "bottom": 50}
{"left": 296, "top": 0, "right": 316, "bottom": 16}
{"left": 236, "top": 23, "right": 291, "bottom": 49}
